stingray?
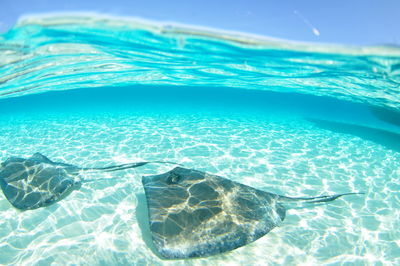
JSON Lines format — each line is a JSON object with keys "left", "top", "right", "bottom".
{"left": 142, "top": 167, "right": 363, "bottom": 259}
{"left": 0, "top": 152, "right": 175, "bottom": 211}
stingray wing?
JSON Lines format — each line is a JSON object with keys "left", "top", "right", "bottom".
{"left": 30, "top": 152, "right": 77, "bottom": 168}
{"left": 0, "top": 155, "right": 81, "bottom": 210}
{"left": 29, "top": 152, "right": 55, "bottom": 164}
{"left": 142, "top": 167, "right": 286, "bottom": 259}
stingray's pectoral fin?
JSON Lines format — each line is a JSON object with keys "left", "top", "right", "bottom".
{"left": 281, "top": 192, "right": 365, "bottom": 204}
{"left": 83, "top": 161, "right": 182, "bottom": 173}
{"left": 29, "top": 153, "right": 54, "bottom": 163}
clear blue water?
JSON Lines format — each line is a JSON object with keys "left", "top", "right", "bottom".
{"left": 0, "top": 14, "right": 400, "bottom": 265}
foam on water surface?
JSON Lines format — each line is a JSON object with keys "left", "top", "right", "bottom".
{"left": 0, "top": 13, "right": 400, "bottom": 265}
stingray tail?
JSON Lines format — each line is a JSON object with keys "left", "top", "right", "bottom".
{"left": 80, "top": 161, "right": 181, "bottom": 173}
{"left": 279, "top": 192, "right": 365, "bottom": 204}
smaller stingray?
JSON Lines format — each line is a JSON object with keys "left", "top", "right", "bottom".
{"left": 142, "top": 167, "right": 363, "bottom": 259}
{"left": 0, "top": 153, "right": 176, "bottom": 211}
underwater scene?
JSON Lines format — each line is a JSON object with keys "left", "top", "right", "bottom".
{"left": 0, "top": 14, "right": 400, "bottom": 265}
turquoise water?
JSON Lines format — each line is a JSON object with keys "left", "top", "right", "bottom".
{"left": 0, "top": 14, "right": 400, "bottom": 265}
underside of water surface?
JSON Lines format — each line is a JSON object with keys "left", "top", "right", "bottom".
{"left": 0, "top": 14, "right": 400, "bottom": 265}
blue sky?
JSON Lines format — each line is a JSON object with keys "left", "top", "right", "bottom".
{"left": 1, "top": 0, "right": 399, "bottom": 45}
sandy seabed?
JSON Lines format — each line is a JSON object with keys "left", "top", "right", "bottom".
{"left": 0, "top": 111, "right": 399, "bottom": 265}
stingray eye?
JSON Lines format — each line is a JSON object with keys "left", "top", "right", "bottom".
{"left": 166, "top": 173, "right": 182, "bottom": 185}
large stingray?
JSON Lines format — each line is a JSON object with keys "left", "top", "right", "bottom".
{"left": 0, "top": 153, "right": 175, "bottom": 211}
{"left": 142, "top": 167, "right": 363, "bottom": 259}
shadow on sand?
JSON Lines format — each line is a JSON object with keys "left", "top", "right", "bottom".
{"left": 306, "top": 118, "right": 400, "bottom": 153}
{"left": 369, "top": 105, "right": 400, "bottom": 128}
{"left": 135, "top": 193, "right": 165, "bottom": 259}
